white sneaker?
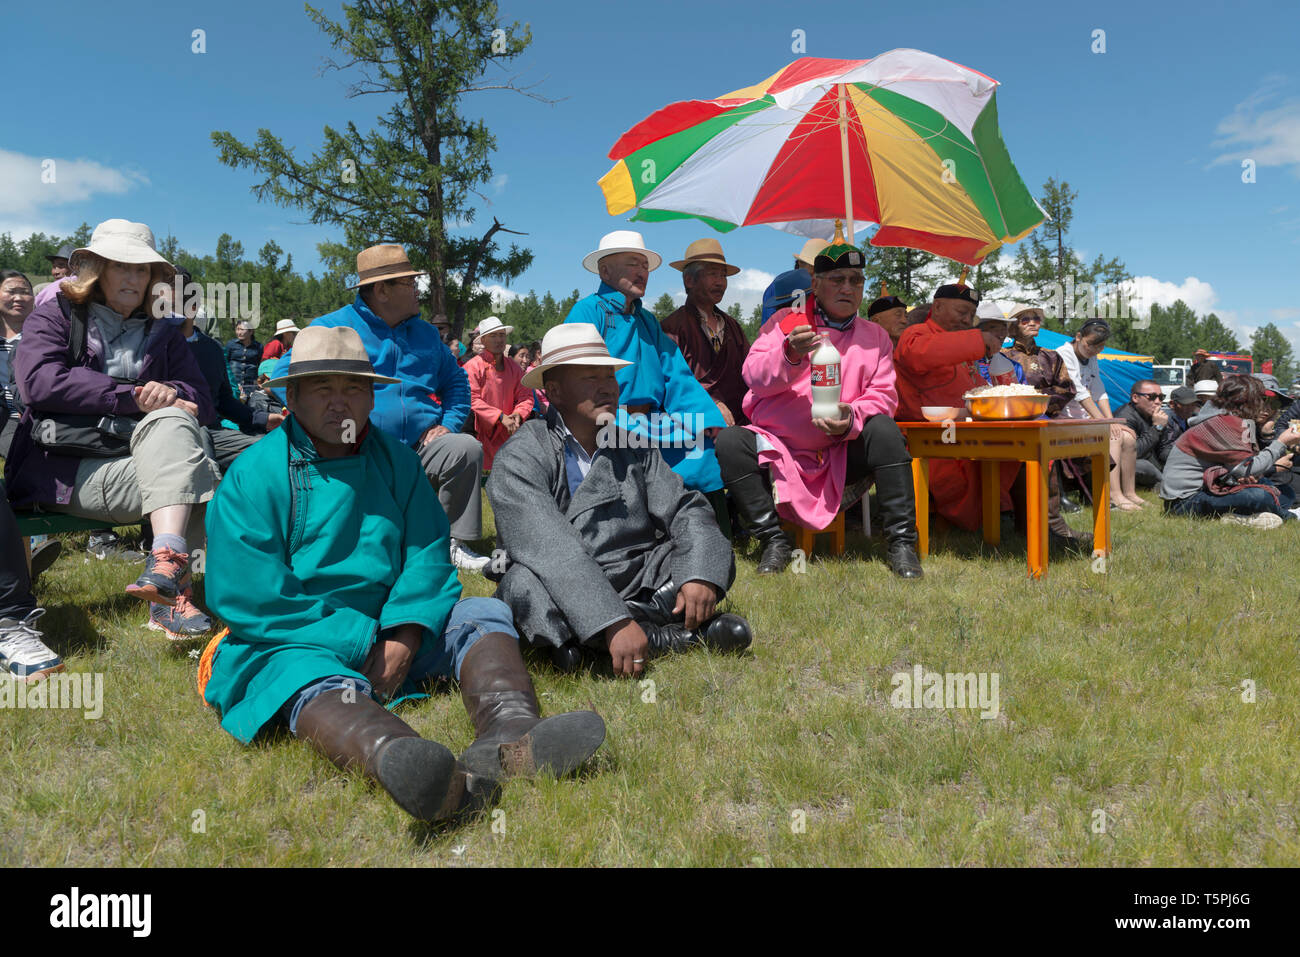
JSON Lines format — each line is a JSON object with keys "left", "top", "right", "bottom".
{"left": 1220, "top": 512, "right": 1283, "bottom": 530}
{"left": 449, "top": 539, "right": 491, "bottom": 573}
{"left": 0, "top": 609, "right": 66, "bottom": 682}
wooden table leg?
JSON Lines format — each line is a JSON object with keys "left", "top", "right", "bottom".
{"left": 1026, "top": 458, "right": 1048, "bottom": 579}
{"left": 981, "top": 460, "right": 1000, "bottom": 544}
{"left": 912, "top": 458, "right": 929, "bottom": 557}
{"left": 1091, "top": 452, "right": 1111, "bottom": 556}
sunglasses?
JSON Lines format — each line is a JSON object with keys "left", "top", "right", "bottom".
{"left": 1135, "top": 392, "right": 1162, "bottom": 400}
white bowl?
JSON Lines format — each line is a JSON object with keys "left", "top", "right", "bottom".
{"left": 921, "top": 406, "right": 963, "bottom": 422}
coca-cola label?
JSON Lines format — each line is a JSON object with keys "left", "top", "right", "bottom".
{"left": 811, "top": 362, "right": 840, "bottom": 388}
{"left": 993, "top": 370, "right": 1016, "bottom": 386}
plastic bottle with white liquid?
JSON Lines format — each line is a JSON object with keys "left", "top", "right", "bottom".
{"left": 809, "top": 335, "right": 843, "bottom": 419}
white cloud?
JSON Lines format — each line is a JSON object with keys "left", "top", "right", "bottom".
{"left": 1271, "top": 307, "right": 1300, "bottom": 321}
{"left": 0, "top": 148, "right": 146, "bottom": 219}
{"left": 491, "top": 174, "right": 508, "bottom": 195}
{"left": 1124, "top": 276, "right": 1220, "bottom": 316}
{"left": 483, "top": 284, "right": 522, "bottom": 306}
{"left": 1210, "top": 79, "right": 1300, "bottom": 175}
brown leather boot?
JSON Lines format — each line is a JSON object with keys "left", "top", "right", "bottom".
{"left": 459, "top": 633, "right": 606, "bottom": 782}
{"left": 295, "top": 688, "right": 494, "bottom": 823}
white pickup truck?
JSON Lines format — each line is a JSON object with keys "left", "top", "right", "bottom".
{"left": 1151, "top": 364, "right": 1186, "bottom": 402}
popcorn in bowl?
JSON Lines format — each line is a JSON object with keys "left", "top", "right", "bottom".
{"left": 963, "top": 384, "right": 1043, "bottom": 399}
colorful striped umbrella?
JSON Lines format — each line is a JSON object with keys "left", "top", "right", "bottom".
{"left": 598, "top": 50, "right": 1044, "bottom": 265}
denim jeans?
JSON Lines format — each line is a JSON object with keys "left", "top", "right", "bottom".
{"left": 1164, "top": 482, "right": 1295, "bottom": 519}
{"left": 280, "top": 596, "right": 517, "bottom": 734}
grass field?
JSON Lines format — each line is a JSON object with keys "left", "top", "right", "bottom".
{"left": 2, "top": 492, "right": 1297, "bottom": 867}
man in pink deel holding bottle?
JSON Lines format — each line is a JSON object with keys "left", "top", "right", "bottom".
{"left": 714, "top": 237, "right": 922, "bottom": 579}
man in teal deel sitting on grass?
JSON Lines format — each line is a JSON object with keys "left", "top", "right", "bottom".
{"left": 198, "top": 326, "right": 604, "bottom": 824}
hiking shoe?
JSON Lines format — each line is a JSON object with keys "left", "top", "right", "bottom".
{"left": 147, "top": 592, "right": 213, "bottom": 641}
{"left": 125, "top": 547, "right": 190, "bottom": 606}
{"left": 1220, "top": 512, "right": 1283, "bottom": 530}
{"left": 29, "top": 539, "right": 62, "bottom": 585}
{"left": 449, "top": 538, "right": 491, "bottom": 573}
{"left": 87, "top": 531, "right": 147, "bottom": 562}
{"left": 0, "top": 609, "right": 65, "bottom": 682}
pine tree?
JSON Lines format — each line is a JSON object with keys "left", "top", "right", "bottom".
{"left": 1012, "top": 177, "right": 1130, "bottom": 333}
{"left": 212, "top": 0, "right": 542, "bottom": 340}
{"left": 1249, "top": 323, "right": 1296, "bottom": 383}
{"left": 651, "top": 293, "right": 676, "bottom": 317}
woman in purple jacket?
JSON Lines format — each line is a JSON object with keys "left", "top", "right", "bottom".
{"left": 4, "top": 219, "right": 221, "bottom": 640}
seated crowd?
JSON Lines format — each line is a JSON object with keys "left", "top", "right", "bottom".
{"left": 2, "top": 218, "right": 1297, "bottom": 826}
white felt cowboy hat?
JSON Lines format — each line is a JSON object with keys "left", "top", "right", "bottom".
{"left": 265, "top": 326, "right": 399, "bottom": 388}
{"left": 73, "top": 219, "right": 174, "bottom": 269}
{"left": 475, "top": 316, "right": 514, "bottom": 337}
{"left": 522, "top": 323, "right": 632, "bottom": 390}
{"left": 581, "top": 230, "right": 662, "bottom": 274}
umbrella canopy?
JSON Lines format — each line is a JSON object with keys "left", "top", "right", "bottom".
{"left": 599, "top": 50, "right": 1044, "bottom": 265}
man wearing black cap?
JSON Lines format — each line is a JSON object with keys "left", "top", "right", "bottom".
{"left": 716, "top": 238, "right": 923, "bottom": 579}
{"left": 865, "top": 288, "right": 909, "bottom": 348}
{"left": 32, "top": 245, "right": 77, "bottom": 305}
{"left": 1166, "top": 386, "right": 1202, "bottom": 444}
{"left": 46, "top": 244, "right": 75, "bottom": 281}
{"left": 894, "top": 282, "right": 1021, "bottom": 532}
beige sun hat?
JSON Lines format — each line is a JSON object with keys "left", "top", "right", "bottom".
{"left": 349, "top": 244, "right": 428, "bottom": 289}
{"left": 265, "top": 326, "right": 399, "bottom": 388}
{"left": 73, "top": 219, "right": 174, "bottom": 270}
{"left": 582, "top": 230, "right": 662, "bottom": 274}
{"left": 273, "top": 318, "right": 302, "bottom": 338}
{"left": 796, "top": 238, "right": 830, "bottom": 268}
{"left": 1008, "top": 303, "right": 1045, "bottom": 321}
{"left": 522, "top": 323, "right": 632, "bottom": 390}
{"left": 475, "top": 316, "right": 514, "bottom": 337}
{"left": 669, "top": 238, "right": 741, "bottom": 276}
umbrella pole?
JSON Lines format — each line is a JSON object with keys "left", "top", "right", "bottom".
{"left": 838, "top": 83, "right": 854, "bottom": 238}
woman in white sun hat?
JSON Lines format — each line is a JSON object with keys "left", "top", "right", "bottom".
{"left": 463, "top": 316, "right": 534, "bottom": 471}
{"left": 261, "top": 317, "right": 301, "bottom": 362}
{"left": 6, "top": 219, "right": 222, "bottom": 641}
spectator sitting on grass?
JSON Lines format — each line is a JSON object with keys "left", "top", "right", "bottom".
{"left": 1165, "top": 386, "right": 1203, "bottom": 442}
{"left": 1114, "top": 378, "right": 1174, "bottom": 489}
{"left": 4, "top": 219, "right": 220, "bottom": 639}
{"left": 199, "top": 325, "right": 605, "bottom": 825}
{"left": 1158, "top": 374, "right": 1300, "bottom": 528}
{"left": 486, "top": 323, "right": 750, "bottom": 675}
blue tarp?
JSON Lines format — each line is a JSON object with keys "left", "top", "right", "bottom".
{"left": 1030, "top": 328, "right": 1154, "bottom": 405}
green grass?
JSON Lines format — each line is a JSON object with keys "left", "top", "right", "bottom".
{"left": 2, "top": 493, "right": 1297, "bottom": 867}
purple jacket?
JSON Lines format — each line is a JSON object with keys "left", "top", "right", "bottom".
{"left": 3, "top": 294, "right": 214, "bottom": 508}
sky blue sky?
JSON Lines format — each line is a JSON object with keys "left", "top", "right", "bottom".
{"left": 5, "top": 0, "right": 1299, "bottom": 353}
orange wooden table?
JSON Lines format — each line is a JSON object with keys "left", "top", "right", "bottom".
{"left": 898, "top": 419, "right": 1114, "bottom": 578}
